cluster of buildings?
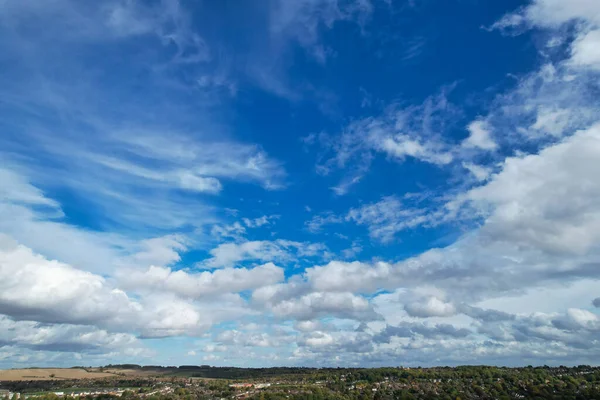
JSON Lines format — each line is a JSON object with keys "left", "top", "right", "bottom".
{"left": 228, "top": 384, "right": 271, "bottom": 389}
{"left": 0, "top": 386, "right": 179, "bottom": 399}
{"left": 53, "top": 390, "right": 124, "bottom": 398}
{"left": 229, "top": 383, "right": 272, "bottom": 399}
{"left": 0, "top": 389, "right": 19, "bottom": 399}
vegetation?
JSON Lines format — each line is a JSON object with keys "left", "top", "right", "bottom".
{"left": 1, "top": 365, "right": 599, "bottom": 400}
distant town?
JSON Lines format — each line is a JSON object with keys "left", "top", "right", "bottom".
{"left": 0, "top": 364, "right": 599, "bottom": 400}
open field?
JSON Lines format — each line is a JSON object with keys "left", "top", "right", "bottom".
{"left": 0, "top": 369, "right": 119, "bottom": 381}
{"left": 100, "top": 368, "right": 168, "bottom": 378}
{"left": 0, "top": 368, "right": 170, "bottom": 381}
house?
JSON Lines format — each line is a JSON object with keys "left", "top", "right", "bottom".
{"left": 229, "top": 384, "right": 253, "bottom": 389}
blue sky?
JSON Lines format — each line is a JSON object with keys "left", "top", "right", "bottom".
{"left": 1, "top": 0, "right": 600, "bottom": 368}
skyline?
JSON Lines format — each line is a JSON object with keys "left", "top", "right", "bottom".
{"left": 1, "top": 0, "right": 600, "bottom": 368}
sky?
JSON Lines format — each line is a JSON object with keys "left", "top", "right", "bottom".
{"left": 0, "top": 0, "right": 600, "bottom": 368}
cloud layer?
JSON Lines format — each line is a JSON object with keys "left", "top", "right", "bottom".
{"left": 0, "top": 0, "right": 599, "bottom": 368}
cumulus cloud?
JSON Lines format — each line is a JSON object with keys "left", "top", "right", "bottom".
{"left": 0, "top": 234, "right": 253, "bottom": 340}
{"left": 404, "top": 297, "right": 456, "bottom": 318}
{"left": 0, "top": 234, "right": 138, "bottom": 326}
{"left": 0, "top": 316, "right": 144, "bottom": 354}
{"left": 495, "top": 0, "right": 600, "bottom": 29}
{"left": 130, "top": 235, "right": 188, "bottom": 267}
{"left": 286, "top": 306, "right": 600, "bottom": 366}
{"left": 118, "top": 263, "right": 284, "bottom": 299}
{"left": 253, "top": 282, "right": 380, "bottom": 322}
{"left": 215, "top": 329, "right": 291, "bottom": 348}
{"left": 462, "top": 162, "right": 492, "bottom": 181}
{"left": 268, "top": 292, "right": 381, "bottom": 321}
{"left": 375, "top": 322, "right": 471, "bottom": 342}
{"left": 462, "top": 120, "right": 497, "bottom": 150}
{"left": 458, "top": 305, "right": 515, "bottom": 323}
{"left": 294, "top": 320, "right": 325, "bottom": 332}
{"left": 570, "top": 29, "right": 600, "bottom": 70}
{"left": 466, "top": 123, "right": 600, "bottom": 255}
{"left": 306, "top": 260, "right": 393, "bottom": 293}
{"left": 265, "top": 122, "right": 600, "bottom": 343}
{"left": 494, "top": 0, "right": 600, "bottom": 72}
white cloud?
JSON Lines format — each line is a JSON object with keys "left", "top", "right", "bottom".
{"left": 306, "top": 194, "right": 442, "bottom": 243}
{"left": 346, "top": 196, "right": 432, "bottom": 243}
{"left": 0, "top": 171, "right": 195, "bottom": 275}
{"left": 0, "top": 234, "right": 252, "bottom": 340}
{"left": 216, "top": 330, "right": 280, "bottom": 348}
{"left": 341, "top": 241, "right": 363, "bottom": 259}
{"left": 242, "top": 215, "right": 279, "bottom": 228}
{"left": 483, "top": 0, "right": 600, "bottom": 145}
{"left": 494, "top": 0, "right": 600, "bottom": 72}
{"left": 130, "top": 235, "right": 188, "bottom": 267}
{"left": 177, "top": 172, "right": 223, "bottom": 193}
{"left": 555, "top": 308, "right": 599, "bottom": 331}
{"left": 379, "top": 136, "right": 453, "bottom": 165}
{"left": 197, "top": 74, "right": 237, "bottom": 96}
{"left": 530, "top": 107, "right": 573, "bottom": 136}
{"left": 104, "top": 1, "right": 158, "bottom": 37}
{"left": 294, "top": 320, "right": 325, "bottom": 332}
{"left": 462, "top": 120, "right": 497, "bottom": 151}
{"left": 404, "top": 297, "right": 456, "bottom": 318}
{"left": 0, "top": 0, "right": 286, "bottom": 235}
{"left": 306, "top": 260, "right": 392, "bottom": 293}
{"left": 466, "top": 123, "right": 600, "bottom": 255}
{"left": 0, "top": 234, "right": 138, "bottom": 326}
{"left": 211, "top": 222, "right": 247, "bottom": 242}
{"left": 300, "top": 332, "right": 335, "bottom": 348}
{"left": 278, "top": 122, "right": 600, "bottom": 339}
{"left": 518, "top": 0, "right": 600, "bottom": 28}
{"left": 203, "top": 344, "right": 228, "bottom": 353}
{"left": 478, "top": 63, "right": 599, "bottom": 144}
{"left": 270, "top": 0, "right": 372, "bottom": 62}
{"left": 201, "top": 240, "right": 329, "bottom": 269}
{"left": 0, "top": 168, "right": 61, "bottom": 210}
{"left": 0, "top": 316, "right": 144, "bottom": 354}
{"left": 257, "top": 290, "right": 381, "bottom": 321}
{"left": 1, "top": 0, "right": 209, "bottom": 64}
{"left": 118, "top": 263, "right": 284, "bottom": 299}
{"left": 475, "top": 279, "right": 599, "bottom": 316}
{"left": 77, "top": 137, "right": 286, "bottom": 195}
{"left": 305, "top": 212, "right": 344, "bottom": 233}
{"left": 307, "top": 89, "right": 459, "bottom": 194}
{"left": 462, "top": 162, "right": 492, "bottom": 181}
{"left": 570, "top": 29, "right": 600, "bottom": 70}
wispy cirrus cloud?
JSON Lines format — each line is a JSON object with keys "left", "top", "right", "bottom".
{"left": 0, "top": 0, "right": 286, "bottom": 237}
{"left": 305, "top": 87, "right": 460, "bottom": 195}
{"left": 201, "top": 239, "right": 331, "bottom": 269}
{"left": 306, "top": 194, "right": 444, "bottom": 243}
{"left": 269, "top": 0, "right": 373, "bottom": 63}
